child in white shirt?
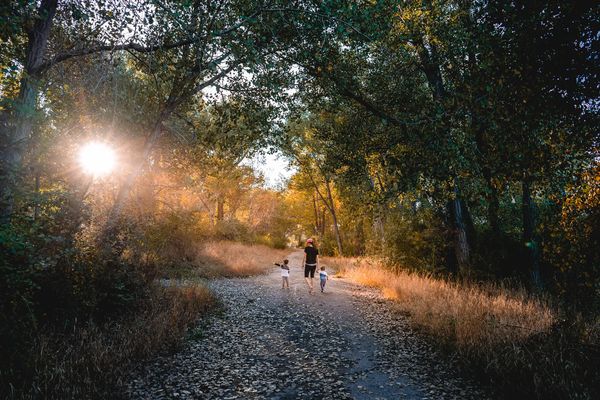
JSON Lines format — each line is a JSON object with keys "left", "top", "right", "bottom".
{"left": 275, "top": 259, "right": 290, "bottom": 289}
{"left": 319, "top": 266, "right": 328, "bottom": 292}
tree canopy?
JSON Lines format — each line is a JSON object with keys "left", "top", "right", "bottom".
{"left": 1, "top": 1, "right": 599, "bottom": 395}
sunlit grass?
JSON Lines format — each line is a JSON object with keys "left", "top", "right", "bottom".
{"left": 161, "top": 240, "right": 291, "bottom": 279}
{"left": 327, "top": 257, "right": 600, "bottom": 398}
{"left": 199, "top": 241, "right": 291, "bottom": 277}
{"left": 326, "top": 256, "right": 556, "bottom": 348}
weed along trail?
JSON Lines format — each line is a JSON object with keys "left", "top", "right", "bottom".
{"left": 126, "top": 250, "right": 489, "bottom": 400}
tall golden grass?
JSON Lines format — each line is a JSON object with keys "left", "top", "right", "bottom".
{"left": 328, "top": 257, "right": 600, "bottom": 398}
{"left": 166, "top": 240, "right": 291, "bottom": 278}
{"left": 329, "top": 256, "right": 555, "bottom": 349}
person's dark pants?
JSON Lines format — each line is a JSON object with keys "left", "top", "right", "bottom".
{"left": 304, "top": 264, "right": 316, "bottom": 278}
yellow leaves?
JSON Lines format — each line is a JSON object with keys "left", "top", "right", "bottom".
{"left": 303, "top": 127, "right": 316, "bottom": 140}
{"left": 392, "top": 5, "right": 431, "bottom": 35}
{"left": 334, "top": 114, "right": 346, "bottom": 125}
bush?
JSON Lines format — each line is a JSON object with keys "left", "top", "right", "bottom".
{"left": 470, "top": 230, "right": 526, "bottom": 280}
{"left": 540, "top": 165, "right": 600, "bottom": 307}
{"left": 380, "top": 206, "right": 447, "bottom": 273}
{"left": 0, "top": 217, "right": 216, "bottom": 399}
{"left": 0, "top": 226, "right": 40, "bottom": 396}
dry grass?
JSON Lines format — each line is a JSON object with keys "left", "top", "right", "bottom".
{"left": 331, "top": 257, "right": 555, "bottom": 349}
{"left": 329, "top": 256, "right": 600, "bottom": 399}
{"left": 165, "top": 240, "right": 291, "bottom": 279}
{"left": 17, "top": 284, "right": 215, "bottom": 399}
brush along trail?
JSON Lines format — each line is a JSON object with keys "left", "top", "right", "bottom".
{"left": 126, "top": 250, "right": 489, "bottom": 400}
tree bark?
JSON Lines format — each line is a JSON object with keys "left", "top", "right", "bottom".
{"left": 482, "top": 167, "right": 501, "bottom": 235}
{"left": 0, "top": 0, "right": 58, "bottom": 223}
{"left": 33, "top": 170, "right": 40, "bottom": 221}
{"left": 325, "top": 178, "right": 343, "bottom": 256}
{"left": 451, "top": 183, "right": 471, "bottom": 275}
{"left": 522, "top": 178, "right": 542, "bottom": 289}
{"left": 312, "top": 192, "right": 320, "bottom": 234}
{"left": 374, "top": 207, "right": 385, "bottom": 245}
{"left": 216, "top": 195, "right": 225, "bottom": 221}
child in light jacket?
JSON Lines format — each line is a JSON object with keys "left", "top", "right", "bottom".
{"left": 275, "top": 259, "right": 290, "bottom": 289}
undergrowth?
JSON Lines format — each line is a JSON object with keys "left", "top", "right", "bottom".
{"left": 3, "top": 284, "right": 215, "bottom": 399}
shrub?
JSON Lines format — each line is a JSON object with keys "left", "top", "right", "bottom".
{"left": 380, "top": 206, "right": 447, "bottom": 273}
{"left": 1, "top": 217, "right": 216, "bottom": 399}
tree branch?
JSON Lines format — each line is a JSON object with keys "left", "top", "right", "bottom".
{"left": 33, "top": 6, "right": 260, "bottom": 75}
{"left": 34, "top": 39, "right": 198, "bottom": 74}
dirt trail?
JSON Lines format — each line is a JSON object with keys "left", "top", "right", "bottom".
{"left": 126, "top": 250, "right": 489, "bottom": 399}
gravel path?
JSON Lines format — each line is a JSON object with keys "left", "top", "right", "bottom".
{"left": 125, "top": 251, "right": 490, "bottom": 400}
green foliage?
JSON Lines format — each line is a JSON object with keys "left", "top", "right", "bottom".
{"left": 0, "top": 217, "right": 152, "bottom": 396}
{"left": 380, "top": 205, "right": 448, "bottom": 273}
{"left": 540, "top": 165, "right": 600, "bottom": 308}
{"left": 280, "top": 0, "right": 598, "bottom": 295}
{"left": 0, "top": 0, "right": 599, "bottom": 397}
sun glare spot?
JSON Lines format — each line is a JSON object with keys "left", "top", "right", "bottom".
{"left": 79, "top": 142, "right": 116, "bottom": 177}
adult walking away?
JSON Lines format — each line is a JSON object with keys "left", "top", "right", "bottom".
{"left": 302, "top": 238, "right": 319, "bottom": 293}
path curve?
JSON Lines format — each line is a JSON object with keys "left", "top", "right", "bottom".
{"left": 126, "top": 250, "right": 490, "bottom": 399}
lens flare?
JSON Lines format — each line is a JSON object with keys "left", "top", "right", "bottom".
{"left": 78, "top": 142, "right": 116, "bottom": 177}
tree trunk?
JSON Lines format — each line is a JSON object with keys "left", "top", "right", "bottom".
{"left": 216, "top": 195, "right": 224, "bottom": 221}
{"left": 488, "top": 176, "right": 502, "bottom": 237}
{"left": 414, "top": 37, "right": 472, "bottom": 274}
{"left": 320, "top": 207, "right": 326, "bottom": 237}
{"left": 483, "top": 168, "right": 501, "bottom": 236}
{"left": 325, "top": 178, "right": 343, "bottom": 256}
{"left": 373, "top": 204, "right": 386, "bottom": 246}
{"left": 354, "top": 217, "right": 365, "bottom": 255}
{"left": 33, "top": 170, "right": 40, "bottom": 221}
{"left": 0, "top": 0, "right": 58, "bottom": 223}
{"left": 452, "top": 187, "right": 471, "bottom": 275}
{"left": 312, "top": 192, "right": 319, "bottom": 234}
{"left": 304, "top": 167, "right": 342, "bottom": 254}
{"left": 522, "top": 178, "right": 542, "bottom": 289}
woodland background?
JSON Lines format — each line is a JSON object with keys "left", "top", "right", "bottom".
{"left": 0, "top": 1, "right": 598, "bottom": 398}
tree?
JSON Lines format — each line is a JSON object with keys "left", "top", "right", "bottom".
{"left": 283, "top": 116, "right": 345, "bottom": 255}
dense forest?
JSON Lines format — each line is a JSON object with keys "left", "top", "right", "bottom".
{"left": 1, "top": 0, "right": 598, "bottom": 398}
